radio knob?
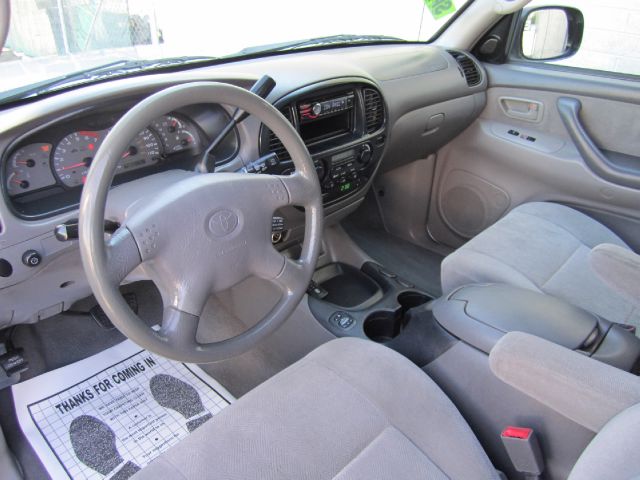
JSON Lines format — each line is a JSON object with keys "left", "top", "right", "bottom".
{"left": 357, "top": 144, "right": 372, "bottom": 166}
{"left": 312, "top": 102, "right": 322, "bottom": 116}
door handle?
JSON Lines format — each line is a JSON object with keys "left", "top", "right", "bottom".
{"left": 557, "top": 97, "right": 640, "bottom": 190}
{"left": 499, "top": 97, "right": 543, "bottom": 122}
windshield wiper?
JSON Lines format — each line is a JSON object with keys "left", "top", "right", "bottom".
{"left": 0, "top": 56, "right": 216, "bottom": 105}
{"left": 234, "top": 34, "right": 407, "bottom": 56}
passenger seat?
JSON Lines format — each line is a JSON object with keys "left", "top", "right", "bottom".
{"left": 441, "top": 202, "right": 640, "bottom": 332}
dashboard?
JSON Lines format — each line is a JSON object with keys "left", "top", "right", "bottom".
{"left": 3, "top": 102, "right": 237, "bottom": 218}
{"left": 0, "top": 43, "right": 486, "bottom": 328}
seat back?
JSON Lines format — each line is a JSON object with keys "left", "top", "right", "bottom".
{"left": 569, "top": 403, "right": 640, "bottom": 479}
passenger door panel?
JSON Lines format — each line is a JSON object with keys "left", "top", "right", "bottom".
{"left": 427, "top": 63, "right": 640, "bottom": 251}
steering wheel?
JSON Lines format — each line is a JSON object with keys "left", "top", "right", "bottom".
{"left": 78, "top": 82, "right": 323, "bottom": 363}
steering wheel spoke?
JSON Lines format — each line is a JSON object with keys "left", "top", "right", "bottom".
{"left": 105, "top": 227, "right": 142, "bottom": 285}
{"left": 278, "top": 172, "right": 317, "bottom": 207}
{"left": 253, "top": 247, "right": 308, "bottom": 297}
{"left": 159, "top": 307, "right": 200, "bottom": 351}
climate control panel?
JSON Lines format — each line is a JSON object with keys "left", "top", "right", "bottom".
{"left": 265, "top": 139, "right": 384, "bottom": 205}
{"left": 320, "top": 144, "right": 368, "bottom": 199}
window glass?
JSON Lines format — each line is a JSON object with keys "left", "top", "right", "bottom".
{"left": 1, "top": 0, "right": 470, "bottom": 95}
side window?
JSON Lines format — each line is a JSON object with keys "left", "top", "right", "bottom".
{"left": 516, "top": 0, "right": 640, "bottom": 77}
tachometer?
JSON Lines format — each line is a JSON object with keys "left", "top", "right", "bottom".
{"left": 6, "top": 143, "right": 56, "bottom": 196}
{"left": 117, "top": 128, "right": 162, "bottom": 173}
{"left": 53, "top": 130, "right": 107, "bottom": 187}
{"left": 151, "top": 115, "right": 200, "bottom": 153}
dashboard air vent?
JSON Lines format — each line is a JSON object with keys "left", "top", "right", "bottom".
{"left": 363, "top": 88, "right": 384, "bottom": 134}
{"left": 266, "top": 107, "right": 294, "bottom": 161}
{"left": 448, "top": 51, "right": 481, "bottom": 87}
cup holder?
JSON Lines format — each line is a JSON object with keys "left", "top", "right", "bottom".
{"left": 363, "top": 292, "right": 431, "bottom": 343}
{"left": 363, "top": 311, "right": 403, "bottom": 343}
{"left": 398, "top": 291, "right": 430, "bottom": 313}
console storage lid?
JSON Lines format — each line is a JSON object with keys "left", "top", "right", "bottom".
{"left": 433, "top": 284, "right": 599, "bottom": 354}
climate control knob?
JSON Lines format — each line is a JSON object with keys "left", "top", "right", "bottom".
{"left": 357, "top": 143, "right": 372, "bottom": 166}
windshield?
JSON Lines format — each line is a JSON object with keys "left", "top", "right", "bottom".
{"left": 0, "top": 0, "right": 469, "bottom": 99}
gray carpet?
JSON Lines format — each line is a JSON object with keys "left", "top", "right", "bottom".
{"left": 343, "top": 222, "right": 444, "bottom": 298}
{"left": 0, "top": 281, "right": 286, "bottom": 479}
{"left": 196, "top": 296, "right": 289, "bottom": 398}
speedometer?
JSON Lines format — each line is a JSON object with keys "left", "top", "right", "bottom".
{"left": 53, "top": 131, "right": 107, "bottom": 187}
{"left": 53, "top": 129, "right": 162, "bottom": 187}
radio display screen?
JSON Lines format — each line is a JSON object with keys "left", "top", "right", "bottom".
{"left": 299, "top": 110, "right": 351, "bottom": 144}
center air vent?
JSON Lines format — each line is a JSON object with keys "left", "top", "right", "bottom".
{"left": 363, "top": 88, "right": 384, "bottom": 134}
{"left": 448, "top": 50, "right": 482, "bottom": 87}
{"left": 266, "top": 107, "right": 294, "bottom": 161}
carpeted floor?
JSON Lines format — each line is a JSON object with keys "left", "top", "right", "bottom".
{"left": 342, "top": 221, "right": 444, "bottom": 298}
{"left": 0, "top": 281, "right": 287, "bottom": 479}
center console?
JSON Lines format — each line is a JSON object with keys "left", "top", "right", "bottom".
{"left": 308, "top": 262, "right": 432, "bottom": 340}
{"left": 260, "top": 81, "right": 386, "bottom": 206}
{"left": 432, "top": 283, "right": 640, "bottom": 372}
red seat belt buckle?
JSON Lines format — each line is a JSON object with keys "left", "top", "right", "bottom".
{"left": 502, "top": 426, "right": 532, "bottom": 440}
{"left": 501, "top": 426, "right": 544, "bottom": 478}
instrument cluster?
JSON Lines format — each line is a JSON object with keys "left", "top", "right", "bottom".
{"left": 6, "top": 114, "right": 201, "bottom": 196}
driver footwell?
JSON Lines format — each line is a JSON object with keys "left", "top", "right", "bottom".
{"left": 11, "top": 338, "right": 233, "bottom": 480}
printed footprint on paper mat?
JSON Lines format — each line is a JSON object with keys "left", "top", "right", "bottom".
{"left": 69, "top": 415, "right": 140, "bottom": 479}
{"left": 149, "top": 374, "right": 213, "bottom": 432}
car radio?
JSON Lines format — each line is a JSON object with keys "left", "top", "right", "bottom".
{"left": 298, "top": 92, "right": 355, "bottom": 122}
{"left": 297, "top": 92, "right": 356, "bottom": 144}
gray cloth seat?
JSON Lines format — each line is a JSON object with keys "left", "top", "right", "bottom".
{"left": 133, "top": 337, "right": 640, "bottom": 480}
{"left": 133, "top": 337, "right": 500, "bottom": 480}
{"left": 441, "top": 202, "right": 640, "bottom": 330}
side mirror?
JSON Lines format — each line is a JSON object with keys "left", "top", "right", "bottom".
{"left": 518, "top": 6, "right": 584, "bottom": 61}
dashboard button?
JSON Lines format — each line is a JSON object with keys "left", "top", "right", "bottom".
{"left": 22, "top": 250, "right": 42, "bottom": 267}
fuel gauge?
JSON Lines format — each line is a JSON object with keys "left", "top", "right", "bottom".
{"left": 6, "top": 143, "right": 56, "bottom": 196}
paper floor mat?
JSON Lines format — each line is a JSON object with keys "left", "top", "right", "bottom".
{"left": 12, "top": 339, "right": 234, "bottom": 479}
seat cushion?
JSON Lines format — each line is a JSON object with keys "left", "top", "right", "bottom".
{"left": 441, "top": 202, "right": 640, "bottom": 330}
{"left": 133, "top": 338, "right": 498, "bottom": 480}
